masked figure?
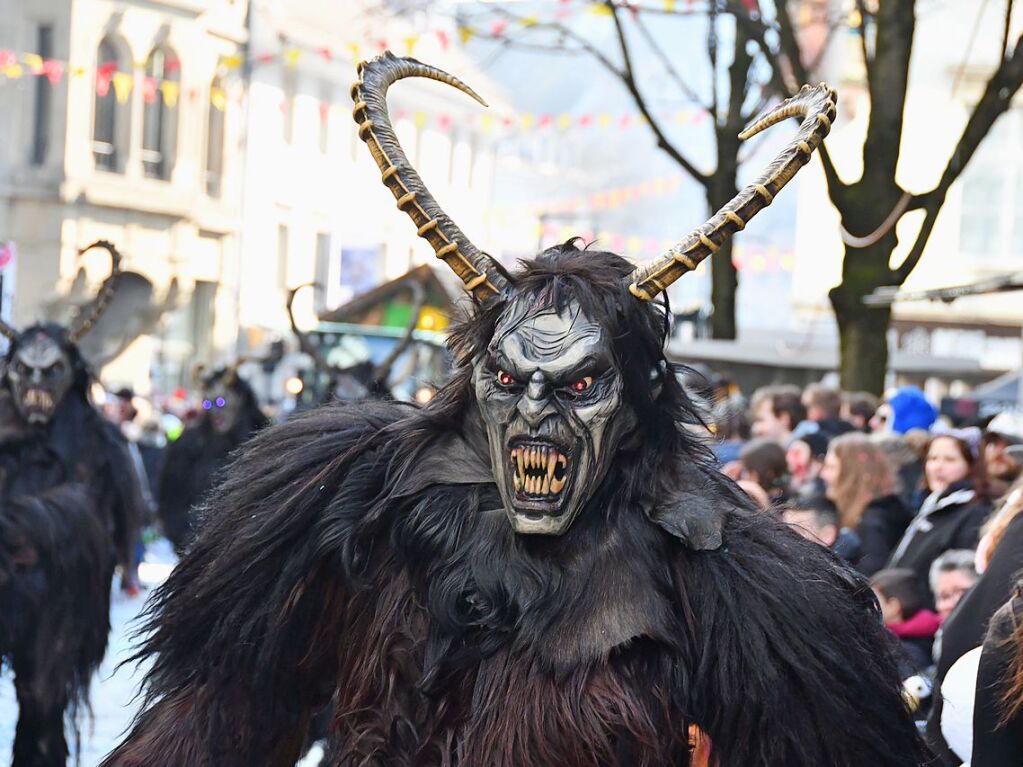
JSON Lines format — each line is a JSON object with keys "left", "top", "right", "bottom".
{"left": 287, "top": 281, "right": 426, "bottom": 405}
{"left": 0, "top": 241, "right": 145, "bottom": 767}
{"left": 103, "top": 55, "right": 926, "bottom": 767}
{"left": 156, "top": 363, "right": 269, "bottom": 554}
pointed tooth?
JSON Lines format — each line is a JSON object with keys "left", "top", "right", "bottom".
{"left": 513, "top": 473, "right": 521, "bottom": 491}
{"left": 547, "top": 452, "right": 557, "bottom": 480}
{"left": 531, "top": 447, "right": 538, "bottom": 468}
{"left": 551, "top": 476, "right": 566, "bottom": 493}
{"left": 516, "top": 448, "right": 525, "bottom": 477}
{"left": 527, "top": 476, "right": 535, "bottom": 494}
{"left": 541, "top": 476, "right": 550, "bottom": 495}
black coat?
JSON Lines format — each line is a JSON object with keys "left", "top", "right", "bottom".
{"left": 927, "top": 513, "right": 1023, "bottom": 763}
{"left": 854, "top": 494, "right": 913, "bottom": 577}
{"left": 971, "top": 591, "right": 1023, "bottom": 766}
{"left": 887, "top": 481, "right": 991, "bottom": 586}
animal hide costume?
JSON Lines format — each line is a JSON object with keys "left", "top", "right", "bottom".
{"left": 156, "top": 364, "right": 269, "bottom": 554}
{"left": 0, "top": 241, "right": 144, "bottom": 767}
{"left": 104, "top": 55, "right": 928, "bottom": 766}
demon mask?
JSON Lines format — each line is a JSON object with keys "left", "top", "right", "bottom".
{"left": 352, "top": 52, "right": 835, "bottom": 535}
{"left": 1, "top": 241, "right": 121, "bottom": 427}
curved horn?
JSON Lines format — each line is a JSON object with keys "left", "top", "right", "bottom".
{"left": 286, "top": 283, "right": 335, "bottom": 377}
{"left": 351, "top": 52, "right": 509, "bottom": 306}
{"left": 68, "top": 240, "right": 123, "bottom": 342}
{"left": 0, "top": 318, "right": 18, "bottom": 342}
{"left": 627, "top": 84, "right": 837, "bottom": 301}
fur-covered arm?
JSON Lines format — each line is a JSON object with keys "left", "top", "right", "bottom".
{"left": 102, "top": 402, "right": 411, "bottom": 767}
{"left": 677, "top": 514, "right": 931, "bottom": 767}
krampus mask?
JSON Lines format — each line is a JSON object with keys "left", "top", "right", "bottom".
{"left": 1, "top": 241, "right": 121, "bottom": 426}
{"left": 352, "top": 53, "right": 835, "bottom": 536}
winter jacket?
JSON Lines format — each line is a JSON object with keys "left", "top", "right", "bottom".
{"left": 927, "top": 513, "right": 1023, "bottom": 763}
{"left": 888, "top": 608, "right": 942, "bottom": 674}
{"left": 887, "top": 480, "right": 991, "bottom": 588}
{"left": 854, "top": 493, "right": 914, "bottom": 577}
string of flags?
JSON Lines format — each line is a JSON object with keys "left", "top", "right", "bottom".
{"left": 0, "top": 46, "right": 710, "bottom": 134}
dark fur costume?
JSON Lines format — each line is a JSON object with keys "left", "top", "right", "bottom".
{"left": 104, "top": 247, "right": 927, "bottom": 767}
{"left": 1, "top": 324, "right": 144, "bottom": 767}
{"left": 156, "top": 371, "right": 268, "bottom": 553}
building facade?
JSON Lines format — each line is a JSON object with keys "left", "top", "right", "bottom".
{"left": 0, "top": 0, "right": 248, "bottom": 394}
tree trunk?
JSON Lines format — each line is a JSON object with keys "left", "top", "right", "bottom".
{"left": 830, "top": 281, "right": 891, "bottom": 394}
{"left": 707, "top": 133, "right": 740, "bottom": 340}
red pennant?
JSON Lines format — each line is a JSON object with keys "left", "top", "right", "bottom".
{"left": 490, "top": 20, "right": 508, "bottom": 36}
{"left": 142, "top": 76, "right": 158, "bottom": 104}
{"left": 257, "top": 52, "right": 274, "bottom": 64}
{"left": 437, "top": 114, "right": 452, "bottom": 131}
{"left": 435, "top": 30, "right": 450, "bottom": 51}
{"left": 319, "top": 46, "right": 333, "bottom": 61}
{"left": 578, "top": 114, "right": 592, "bottom": 127}
{"left": 319, "top": 101, "right": 330, "bottom": 123}
{"left": 43, "top": 59, "right": 64, "bottom": 84}
{"left": 538, "top": 114, "right": 552, "bottom": 128}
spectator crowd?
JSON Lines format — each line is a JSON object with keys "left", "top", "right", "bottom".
{"left": 709, "top": 378, "right": 1023, "bottom": 765}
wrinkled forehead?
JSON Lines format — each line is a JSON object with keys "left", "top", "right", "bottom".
{"left": 491, "top": 298, "right": 610, "bottom": 375}
{"left": 15, "top": 333, "right": 65, "bottom": 368}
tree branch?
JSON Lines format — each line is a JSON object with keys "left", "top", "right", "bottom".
{"left": 632, "top": 11, "right": 714, "bottom": 117}
{"left": 606, "top": 1, "right": 713, "bottom": 187}
{"left": 895, "top": 33, "right": 1023, "bottom": 282}
{"left": 1004, "top": 0, "right": 1015, "bottom": 60}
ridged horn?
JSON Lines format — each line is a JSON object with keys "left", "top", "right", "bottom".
{"left": 627, "top": 84, "right": 837, "bottom": 301}
{"left": 286, "top": 283, "right": 335, "bottom": 377}
{"left": 351, "top": 52, "right": 510, "bottom": 306}
{"left": 68, "top": 240, "right": 123, "bottom": 342}
{"left": 0, "top": 317, "right": 18, "bottom": 342}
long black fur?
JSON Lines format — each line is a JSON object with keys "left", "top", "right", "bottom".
{"left": 1, "top": 324, "right": 144, "bottom": 767}
{"left": 104, "top": 245, "right": 929, "bottom": 766}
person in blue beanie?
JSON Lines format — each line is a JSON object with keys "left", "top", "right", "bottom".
{"left": 888, "top": 386, "right": 938, "bottom": 434}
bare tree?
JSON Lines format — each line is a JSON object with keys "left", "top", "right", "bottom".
{"left": 741, "top": 0, "right": 1023, "bottom": 392}
{"left": 457, "top": 0, "right": 792, "bottom": 340}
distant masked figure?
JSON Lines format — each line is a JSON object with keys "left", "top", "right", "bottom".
{"left": 156, "top": 363, "right": 269, "bottom": 554}
{"left": 0, "top": 241, "right": 145, "bottom": 767}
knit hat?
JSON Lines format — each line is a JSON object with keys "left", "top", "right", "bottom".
{"left": 888, "top": 386, "right": 937, "bottom": 434}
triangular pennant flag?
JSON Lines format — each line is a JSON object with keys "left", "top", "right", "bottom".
{"left": 404, "top": 35, "right": 418, "bottom": 55}
{"left": 142, "top": 76, "right": 158, "bottom": 104}
{"left": 211, "top": 86, "right": 227, "bottom": 111}
{"left": 458, "top": 26, "right": 474, "bottom": 44}
{"left": 284, "top": 48, "right": 302, "bottom": 68}
{"left": 3, "top": 64, "right": 23, "bottom": 79}
{"left": 22, "top": 52, "right": 44, "bottom": 74}
{"left": 112, "top": 72, "right": 133, "bottom": 103}
{"left": 42, "top": 59, "right": 64, "bottom": 85}
{"left": 160, "top": 80, "right": 179, "bottom": 108}
{"left": 221, "top": 53, "right": 244, "bottom": 69}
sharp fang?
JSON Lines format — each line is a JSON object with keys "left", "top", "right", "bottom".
{"left": 547, "top": 453, "right": 557, "bottom": 480}
{"left": 541, "top": 476, "right": 550, "bottom": 495}
{"left": 531, "top": 447, "right": 538, "bottom": 468}
{"left": 551, "top": 476, "right": 566, "bottom": 493}
{"left": 513, "top": 473, "right": 521, "bottom": 491}
{"left": 516, "top": 448, "right": 525, "bottom": 478}
{"left": 529, "top": 475, "right": 537, "bottom": 494}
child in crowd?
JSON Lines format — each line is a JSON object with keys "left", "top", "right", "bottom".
{"left": 872, "top": 568, "right": 943, "bottom": 674}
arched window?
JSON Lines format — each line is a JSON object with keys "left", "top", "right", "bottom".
{"left": 205, "top": 76, "right": 226, "bottom": 197}
{"left": 92, "top": 36, "right": 128, "bottom": 172}
{"left": 141, "top": 45, "right": 180, "bottom": 180}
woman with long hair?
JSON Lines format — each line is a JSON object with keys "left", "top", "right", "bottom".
{"left": 889, "top": 435, "right": 992, "bottom": 589}
{"left": 820, "top": 433, "right": 912, "bottom": 576}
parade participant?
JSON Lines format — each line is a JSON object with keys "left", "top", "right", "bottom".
{"left": 156, "top": 362, "right": 269, "bottom": 554}
{"left": 102, "top": 55, "right": 925, "bottom": 767}
{"left": 0, "top": 241, "right": 144, "bottom": 767}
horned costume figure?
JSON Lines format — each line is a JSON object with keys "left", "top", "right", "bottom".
{"left": 0, "top": 241, "right": 144, "bottom": 767}
{"left": 104, "top": 55, "right": 927, "bottom": 767}
{"left": 287, "top": 281, "right": 426, "bottom": 404}
{"left": 156, "top": 363, "right": 269, "bottom": 554}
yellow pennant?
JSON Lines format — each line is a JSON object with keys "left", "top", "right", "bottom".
{"left": 112, "top": 72, "right": 133, "bottom": 103}
{"left": 284, "top": 48, "right": 302, "bottom": 68}
{"left": 160, "top": 80, "right": 179, "bottom": 108}
{"left": 589, "top": 3, "right": 614, "bottom": 16}
{"left": 22, "top": 52, "right": 43, "bottom": 73}
{"left": 404, "top": 35, "right": 418, "bottom": 55}
{"left": 458, "top": 26, "right": 474, "bottom": 44}
{"left": 211, "top": 86, "right": 227, "bottom": 111}
{"left": 221, "top": 53, "right": 244, "bottom": 69}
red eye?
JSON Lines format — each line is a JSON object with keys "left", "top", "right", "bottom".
{"left": 570, "top": 376, "right": 593, "bottom": 393}
{"left": 497, "top": 369, "right": 515, "bottom": 386}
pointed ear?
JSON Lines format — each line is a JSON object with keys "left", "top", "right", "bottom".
{"left": 645, "top": 459, "right": 754, "bottom": 551}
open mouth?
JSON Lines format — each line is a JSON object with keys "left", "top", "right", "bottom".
{"left": 23, "top": 388, "right": 55, "bottom": 413}
{"left": 508, "top": 441, "right": 571, "bottom": 508}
